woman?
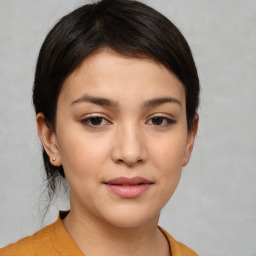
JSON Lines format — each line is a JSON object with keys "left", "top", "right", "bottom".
{"left": 1, "top": 0, "right": 200, "bottom": 255}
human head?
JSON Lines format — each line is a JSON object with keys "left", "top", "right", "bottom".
{"left": 33, "top": 0, "right": 200, "bottom": 198}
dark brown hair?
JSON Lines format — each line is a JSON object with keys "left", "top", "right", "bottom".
{"left": 33, "top": 0, "right": 200, "bottom": 205}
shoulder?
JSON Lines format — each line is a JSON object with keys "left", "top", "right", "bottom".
{"left": 0, "top": 221, "right": 56, "bottom": 256}
{"left": 158, "top": 226, "right": 198, "bottom": 256}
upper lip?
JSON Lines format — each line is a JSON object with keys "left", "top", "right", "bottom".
{"left": 104, "top": 176, "right": 153, "bottom": 185}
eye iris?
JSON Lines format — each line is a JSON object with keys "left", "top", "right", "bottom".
{"left": 90, "top": 117, "right": 102, "bottom": 125}
{"left": 152, "top": 117, "right": 163, "bottom": 125}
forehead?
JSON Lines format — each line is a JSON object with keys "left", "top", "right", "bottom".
{"left": 59, "top": 48, "right": 185, "bottom": 107}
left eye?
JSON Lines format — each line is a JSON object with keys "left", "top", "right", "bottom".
{"left": 147, "top": 116, "right": 176, "bottom": 126}
{"left": 81, "top": 116, "right": 109, "bottom": 127}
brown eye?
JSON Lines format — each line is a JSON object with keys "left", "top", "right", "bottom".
{"left": 147, "top": 116, "right": 176, "bottom": 127}
{"left": 81, "top": 116, "right": 110, "bottom": 127}
{"left": 151, "top": 117, "right": 164, "bottom": 125}
{"left": 90, "top": 117, "right": 103, "bottom": 126}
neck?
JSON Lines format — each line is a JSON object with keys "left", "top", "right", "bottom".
{"left": 62, "top": 208, "right": 170, "bottom": 256}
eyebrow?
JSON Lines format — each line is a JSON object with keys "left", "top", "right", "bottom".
{"left": 143, "top": 97, "right": 182, "bottom": 109}
{"left": 71, "top": 94, "right": 182, "bottom": 109}
{"left": 71, "top": 94, "right": 118, "bottom": 107}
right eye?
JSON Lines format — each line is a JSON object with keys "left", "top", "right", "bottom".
{"left": 81, "top": 116, "right": 110, "bottom": 127}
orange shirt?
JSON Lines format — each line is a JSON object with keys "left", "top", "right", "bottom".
{"left": 0, "top": 215, "right": 198, "bottom": 256}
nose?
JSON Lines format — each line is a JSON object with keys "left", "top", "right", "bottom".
{"left": 111, "top": 123, "right": 147, "bottom": 167}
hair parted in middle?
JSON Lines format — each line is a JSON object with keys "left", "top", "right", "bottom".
{"left": 33, "top": 0, "right": 200, "bottom": 203}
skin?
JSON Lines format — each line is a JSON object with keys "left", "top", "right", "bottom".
{"left": 37, "top": 48, "right": 198, "bottom": 256}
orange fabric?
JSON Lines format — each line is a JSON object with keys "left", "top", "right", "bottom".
{"left": 0, "top": 216, "right": 198, "bottom": 256}
{"left": 158, "top": 227, "right": 198, "bottom": 256}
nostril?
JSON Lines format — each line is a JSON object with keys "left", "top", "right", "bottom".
{"left": 111, "top": 132, "right": 148, "bottom": 166}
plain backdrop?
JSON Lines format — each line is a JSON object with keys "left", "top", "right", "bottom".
{"left": 0, "top": 0, "right": 255, "bottom": 255}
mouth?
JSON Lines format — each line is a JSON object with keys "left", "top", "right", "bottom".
{"left": 103, "top": 177, "right": 153, "bottom": 198}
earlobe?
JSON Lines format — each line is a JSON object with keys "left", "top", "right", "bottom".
{"left": 183, "top": 115, "right": 199, "bottom": 167}
{"left": 36, "top": 113, "right": 62, "bottom": 166}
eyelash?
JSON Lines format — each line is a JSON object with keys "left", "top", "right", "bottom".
{"left": 146, "top": 116, "right": 176, "bottom": 127}
{"left": 80, "top": 115, "right": 176, "bottom": 128}
{"left": 81, "top": 116, "right": 110, "bottom": 127}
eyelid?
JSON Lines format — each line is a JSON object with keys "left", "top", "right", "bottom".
{"left": 146, "top": 114, "right": 177, "bottom": 126}
{"left": 80, "top": 114, "right": 112, "bottom": 128}
{"left": 80, "top": 112, "right": 111, "bottom": 120}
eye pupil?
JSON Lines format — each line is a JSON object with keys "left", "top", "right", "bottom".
{"left": 90, "top": 117, "right": 102, "bottom": 125}
{"left": 152, "top": 117, "right": 163, "bottom": 125}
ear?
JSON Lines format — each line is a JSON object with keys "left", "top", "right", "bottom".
{"left": 183, "top": 115, "right": 199, "bottom": 167}
{"left": 36, "top": 113, "right": 62, "bottom": 167}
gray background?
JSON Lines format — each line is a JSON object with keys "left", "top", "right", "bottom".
{"left": 0, "top": 0, "right": 255, "bottom": 255}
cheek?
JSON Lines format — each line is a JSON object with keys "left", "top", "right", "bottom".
{"left": 148, "top": 131, "right": 187, "bottom": 195}
{"left": 149, "top": 133, "right": 187, "bottom": 172}
{"left": 56, "top": 126, "right": 111, "bottom": 178}
{"left": 57, "top": 131, "right": 110, "bottom": 200}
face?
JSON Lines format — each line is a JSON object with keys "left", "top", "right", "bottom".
{"left": 38, "top": 48, "right": 197, "bottom": 228}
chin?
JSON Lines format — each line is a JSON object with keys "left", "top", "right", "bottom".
{"left": 99, "top": 205, "right": 160, "bottom": 229}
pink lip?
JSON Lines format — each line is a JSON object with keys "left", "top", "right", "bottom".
{"left": 104, "top": 177, "right": 153, "bottom": 198}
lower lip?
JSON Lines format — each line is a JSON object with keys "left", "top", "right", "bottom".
{"left": 105, "top": 184, "right": 152, "bottom": 198}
